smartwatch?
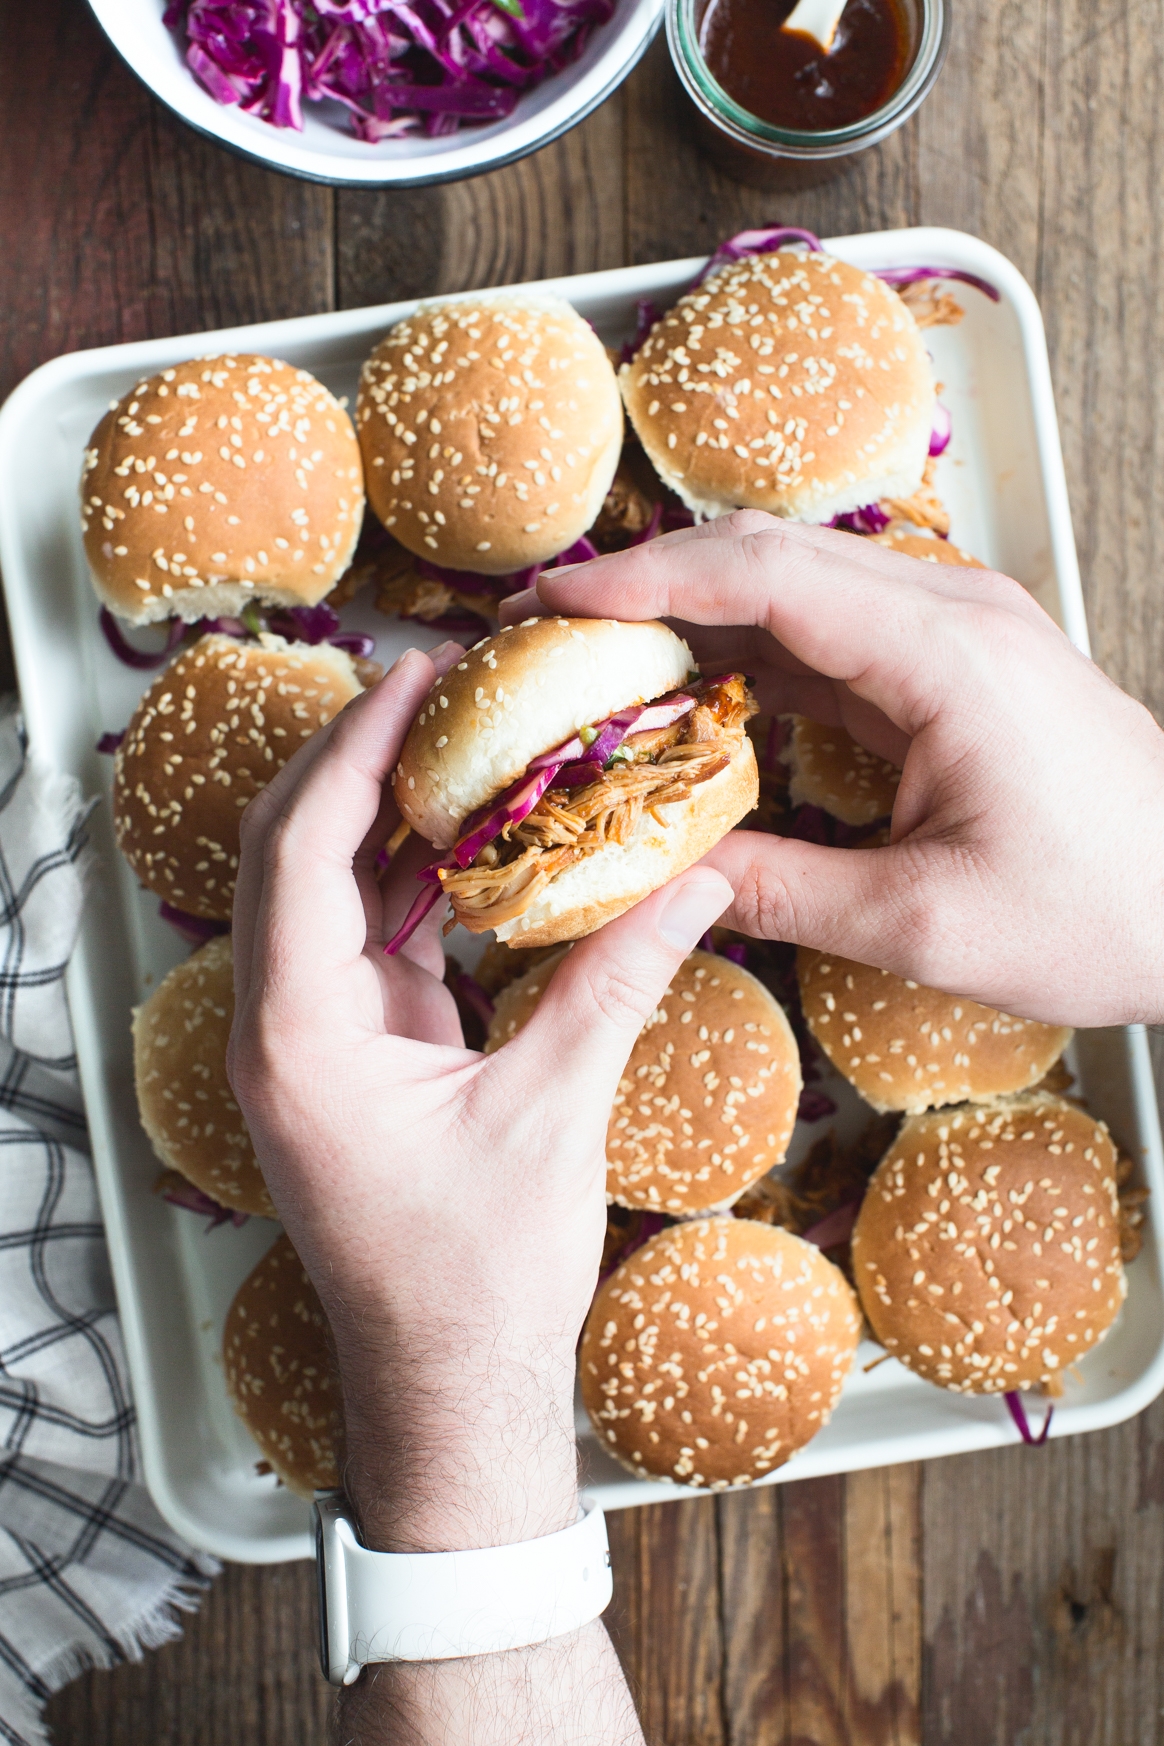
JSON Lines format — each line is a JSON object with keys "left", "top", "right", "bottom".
{"left": 314, "top": 1491, "right": 613, "bottom": 1685}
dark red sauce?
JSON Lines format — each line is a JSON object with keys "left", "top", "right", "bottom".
{"left": 697, "top": 0, "right": 911, "bottom": 133}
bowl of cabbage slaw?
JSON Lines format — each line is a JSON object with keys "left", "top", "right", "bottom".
{"left": 87, "top": 0, "right": 662, "bottom": 186}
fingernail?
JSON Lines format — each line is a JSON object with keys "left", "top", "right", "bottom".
{"left": 658, "top": 875, "right": 728, "bottom": 951}
{"left": 503, "top": 588, "right": 540, "bottom": 619}
{"left": 540, "top": 563, "right": 581, "bottom": 581}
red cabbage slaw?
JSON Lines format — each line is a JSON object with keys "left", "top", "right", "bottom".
{"left": 1004, "top": 1389, "right": 1054, "bottom": 1445}
{"left": 383, "top": 686, "right": 698, "bottom": 954}
{"left": 99, "top": 600, "right": 375, "bottom": 673}
{"left": 158, "top": 1173, "right": 249, "bottom": 1230}
{"left": 164, "top": 0, "right": 615, "bottom": 142}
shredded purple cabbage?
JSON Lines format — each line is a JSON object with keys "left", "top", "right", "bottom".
{"left": 100, "top": 601, "right": 376, "bottom": 671}
{"left": 96, "top": 730, "right": 125, "bottom": 755}
{"left": 929, "top": 401, "right": 952, "bottom": 458}
{"left": 159, "top": 1174, "right": 249, "bottom": 1230}
{"left": 1004, "top": 1390, "right": 1054, "bottom": 1445}
{"left": 695, "top": 226, "right": 824, "bottom": 288}
{"left": 797, "top": 1087, "right": 838, "bottom": 1123}
{"left": 872, "top": 265, "right": 1001, "bottom": 303}
{"left": 158, "top": 901, "right": 232, "bottom": 944}
{"left": 802, "top": 1197, "right": 859, "bottom": 1248}
{"left": 164, "top": 0, "right": 615, "bottom": 141}
{"left": 761, "top": 715, "right": 788, "bottom": 772}
{"left": 268, "top": 602, "right": 342, "bottom": 643}
{"left": 619, "top": 298, "right": 663, "bottom": 366}
{"left": 784, "top": 803, "right": 890, "bottom": 848}
{"left": 831, "top": 504, "right": 891, "bottom": 536}
{"left": 454, "top": 971, "right": 496, "bottom": 1026}
{"left": 99, "top": 609, "right": 186, "bottom": 671}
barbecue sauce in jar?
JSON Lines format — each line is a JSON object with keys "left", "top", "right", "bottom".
{"left": 697, "top": 0, "right": 911, "bottom": 132}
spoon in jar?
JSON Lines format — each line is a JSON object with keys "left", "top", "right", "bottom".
{"left": 780, "top": 0, "right": 850, "bottom": 52}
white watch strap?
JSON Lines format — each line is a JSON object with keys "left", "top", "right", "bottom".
{"left": 314, "top": 1493, "right": 612, "bottom": 1684}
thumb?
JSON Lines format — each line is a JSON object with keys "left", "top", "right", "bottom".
{"left": 502, "top": 869, "right": 734, "bottom": 1096}
{"left": 702, "top": 830, "right": 932, "bottom": 972}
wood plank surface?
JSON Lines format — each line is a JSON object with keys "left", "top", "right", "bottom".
{"left": 0, "top": 0, "right": 1154, "bottom": 1739}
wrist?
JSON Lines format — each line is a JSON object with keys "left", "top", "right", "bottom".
{"left": 335, "top": 1327, "right": 580, "bottom": 1554}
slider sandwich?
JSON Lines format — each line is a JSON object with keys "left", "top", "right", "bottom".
{"left": 113, "top": 633, "right": 364, "bottom": 922}
{"left": 581, "top": 1217, "right": 861, "bottom": 1487}
{"left": 486, "top": 947, "right": 801, "bottom": 1214}
{"left": 358, "top": 293, "right": 623, "bottom": 576}
{"left": 798, "top": 949, "right": 1073, "bottom": 1115}
{"left": 223, "top": 1235, "right": 341, "bottom": 1496}
{"left": 390, "top": 617, "right": 759, "bottom": 950}
{"left": 133, "top": 935, "right": 272, "bottom": 1220}
{"left": 82, "top": 355, "right": 364, "bottom": 624}
{"left": 620, "top": 247, "right": 936, "bottom": 525}
{"left": 852, "top": 1094, "right": 1127, "bottom": 1395}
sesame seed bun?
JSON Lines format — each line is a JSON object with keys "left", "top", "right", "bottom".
{"left": 784, "top": 716, "right": 901, "bottom": 826}
{"left": 581, "top": 1218, "right": 860, "bottom": 1487}
{"left": 357, "top": 293, "right": 623, "bottom": 575}
{"left": 797, "top": 949, "right": 1073, "bottom": 1115}
{"left": 619, "top": 251, "right": 934, "bottom": 525}
{"left": 486, "top": 948, "right": 801, "bottom": 1213}
{"left": 132, "top": 934, "right": 272, "bottom": 1219}
{"left": 851, "top": 1094, "right": 1127, "bottom": 1393}
{"left": 868, "top": 527, "right": 984, "bottom": 566}
{"left": 222, "top": 1235, "right": 341, "bottom": 1497}
{"left": 113, "top": 634, "right": 363, "bottom": 922}
{"left": 81, "top": 356, "right": 364, "bottom": 626}
{"left": 396, "top": 618, "right": 694, "bottom": 848}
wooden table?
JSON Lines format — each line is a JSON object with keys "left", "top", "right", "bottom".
{"left": 3, "top": 1, "right": 1163, "bottom": 1739}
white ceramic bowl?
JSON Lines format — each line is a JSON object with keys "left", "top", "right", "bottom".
{"left": 87, "top": 0, "right": 662, "bottom": 187}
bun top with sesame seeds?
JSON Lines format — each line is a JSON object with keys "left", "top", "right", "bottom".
{"left": 487, "top": 948, "right": 802, "bottom": 1214}
{"left": 356, "top": 292, "right": 623, "bottom": 576}
{"left": 80, "top": 355, "right": 364, "bottom": 626}
{"left": 132, "top": 933, "right": 273, "bottom": 1219}
{"left": 783, "top": 715, "right": 901, "bottom": 827}
{"left": 868, "top": 526, "right": 985, "bottom": 567}
{"left": 580, "top": 1217, "right": 860, "bottom": 1488}
{"left": 620, "top": 249, "right": 934, "bottom": 525}
{"left": 112, "top": 633, "right": 363, "bottom": 922}
{"left": 797, "top": 948, "right": 1072, "bottom": 1116}
{"left": 395, "top": 616, "right": 694, "bottom": 849}
{"left": 222, "top": 1234, "right": 341, "bottom": 1497}
{"left": 851, "top": 1094, "right": 1127, "bottom": 1395}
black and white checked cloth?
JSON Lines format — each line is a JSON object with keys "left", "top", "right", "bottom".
{"left": 0, "top": 702, "right": 217, "bottom": 1746}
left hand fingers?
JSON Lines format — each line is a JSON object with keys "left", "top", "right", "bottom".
{"left": 232, "top": 647, "right": 440, "bottom": 1019}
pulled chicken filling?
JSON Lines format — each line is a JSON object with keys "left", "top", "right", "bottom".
{"left": 440, "top": 674, "right": 756, "bottom": 931}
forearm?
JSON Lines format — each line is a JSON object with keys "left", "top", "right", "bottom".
{"left": 331, "top": 1324, "right": 644, "bottom": 1746}
{"left": 336, "top": 1621, "right": 644, "bottom": 1746}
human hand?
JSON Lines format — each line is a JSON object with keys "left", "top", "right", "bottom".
{"left": 226, "top": 644, "right": 732, "bottom": 1555}
{"left": 502, "top": 512, "right": 1164, "bottom": 1028}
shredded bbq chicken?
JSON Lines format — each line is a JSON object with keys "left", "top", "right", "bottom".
{"left": 895, "top": 281, "right": 966, "bottom": 329}
{"left": 440, "top": 675, "right": 756, "bottom": 931}
{"left": 881, "top": 455, "right": 951, "bottom": 537}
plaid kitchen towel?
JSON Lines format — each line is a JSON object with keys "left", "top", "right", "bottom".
{"left": 0, "top": 701, "right": 217, "bottom": 1746}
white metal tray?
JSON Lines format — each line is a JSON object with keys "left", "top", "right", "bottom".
{"left": 1, "top": 228, "right": 1160, "bottom": 1564}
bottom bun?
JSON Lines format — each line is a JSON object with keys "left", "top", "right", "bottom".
{"left": 222, "top": 1235, "right": 341, "bottom": 1497}
{"left": 493, "top": 738, "right": 758, "bottom": 950}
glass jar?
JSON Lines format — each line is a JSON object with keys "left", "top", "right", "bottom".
{"left": 666, "top": 0, "right": 949, "bottom": 190}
